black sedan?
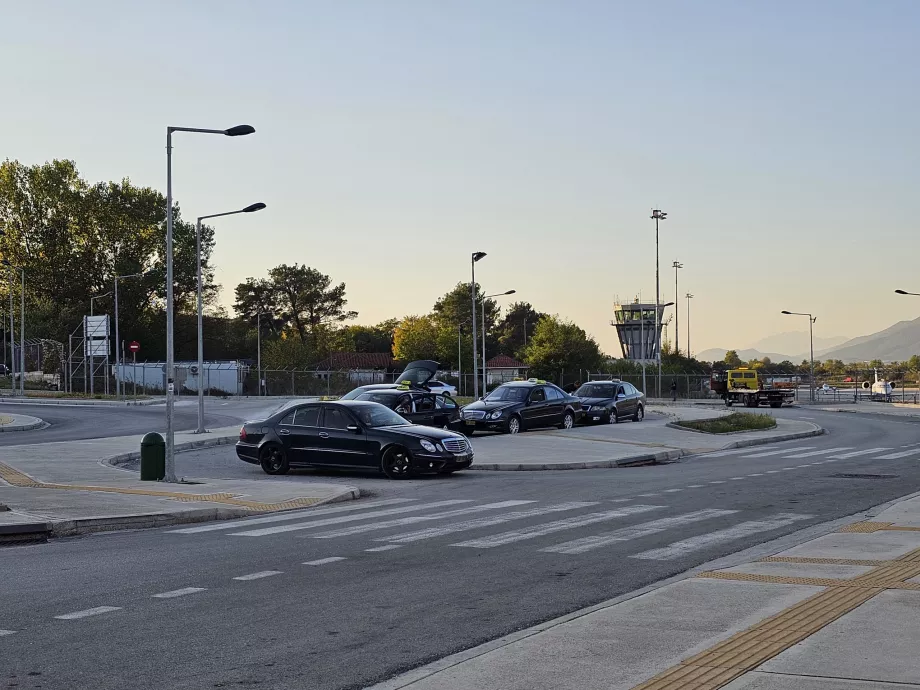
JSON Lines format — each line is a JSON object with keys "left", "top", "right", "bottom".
{"left": 574, "top": 380, "right": 646, "bottom": 423}
{"left": 352, "top": 388, "right": 463, "bottom": 431}
{"left": 236, "top": 401, "right": 473, "bottom": 479}
{"left": 460, "top": 380, "right": 582, "bottom": 435}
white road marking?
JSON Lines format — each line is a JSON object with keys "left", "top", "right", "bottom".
{"left": 230, "top": 500, "right": 473, "bottom": 537}
{"left": 795, "top": 464, "right": 813, "bottom": 468}
{"left": 451, "top": 505, "right": 664, "bottom": 549}
{"left": 378, "top": 502, "right": 598, "bottom": 544}
{"left": 825, "top": 448, "right": 892, "bottom": 459}
{"left": 709, "top": 480, "right": 726, "bottom": 484}
{"left": 170, "top": 498, "right": 416, "bottom": 533}
{"left": 303, "top": 557, "right": 346, "bottom": 566}
{"left": 541, "top": 510, "right": 738, "bottom": 555}
{"left": 365, "top": 545, "right": 402, "bottom": 552}
{"left": 703, "top": 448, "right": 756, "bottom": 458}
{"left": 233, "top": 570, "right": 283, "bottom": 581}
{"left": 785, "top": 447, "right": 853, "bottom": 459}
{"left": 901, "top": 442, "right": 920, "bottom": 448}
{"left": 0, "top": 630, "right": 16, "bottom": 636}
{"left": 740, "top": 446, "right": 816, "bottom": 458}
{"left": 876, "top": 449, "right": 920, "bottom": 460}
{"left": 55, "top": 606, "right": 122, "bottom": 620}
{"left": 730, "top": 477, "right": 746, "bottom": 481}
{"left": 152, "top": 587, "right": 206, "bottom": 599}
{"left": 686, "top": 484, "right": 705, "bottom": 488}
{"left": 662, "top": 489, "right": 683, "bottom": 493}
{"left": 765, "top": 470, "right": 780, "bottom": 474}
{"left": 631, "top": 514, "right": 813, "bottom": 560}
{"left": 637, "top": 493, "right": 661, "bottom": 497}
{"left": 747, "top": 473, "right": 764, "bottom": 477}
{"left": 610, "top": 498, "right": 632, "bottom": 502}
{"left": 310, "top": 501, "right": 534, "bottom": 539}
{"left": 781, "top": 467, "right": 796, "bottom": 471}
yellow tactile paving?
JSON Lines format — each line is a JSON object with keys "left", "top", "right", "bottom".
{"left": 0, "top": 461, "right": 325, "bottom": 512}
{"left": 630, "top": 545, "right": 920, "bottom": 689}
{"left": 837, "top": 521, "right": 892, "bottom": 532}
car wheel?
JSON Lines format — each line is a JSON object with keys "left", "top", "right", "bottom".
{"left": 632, "top": 405, "right": 644, "bottom": 422}
{"left": 507, "top": 415, "right": 522, "bottom": 435}
{"left": 259, "top": 445, "right": 290, "bottom": 475}
{"left": 606, "top": 410, "right": 615, "bottom": 424}
{"left": 381, "top": 446, "right": 413, "bottom": 479}
{"left": 559, "top": 411, "right": 575, "bottom": 430}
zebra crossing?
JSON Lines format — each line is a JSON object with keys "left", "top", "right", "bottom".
{"left": 169, "top": 497, "right": 813, "bottom": 562}
{"left": 704, "top": 444, "right": 920, "bottom": 463}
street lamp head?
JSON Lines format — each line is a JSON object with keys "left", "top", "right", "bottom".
{"left": 663, "top": 301, "right": 675, "bottom": 307}
{"left": 651, "top": 209, "right": 667, "bottom": 220}
{"left": 224, "top": 125, "right": 255, "bottom": 137}
{"left": 242, "top": 202, "right": 266, "bottom": 213}
{"left": 472, "top": 251, "right": 487, "bottom": 262}
{"left": 895, "top": 289, "right": 909, "bottom": 295}
{"left": 781, "top": 310, "right": 792, "bottom": 314}
{"left": 504, "top": 290, "right": 516, "bottom": 296}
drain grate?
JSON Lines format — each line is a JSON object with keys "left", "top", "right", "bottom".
{"left": 830, "top": 473, "right": 898, "bottom": 480}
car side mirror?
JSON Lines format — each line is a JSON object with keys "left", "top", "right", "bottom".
{"left": 346, "top": 424, "right": 361, "bottom": 433}
{"left": 617, "top": 393, "right": 626, "bottom": 400}
{"left": 478, "top": 396, "right": 483, "bottom": 401}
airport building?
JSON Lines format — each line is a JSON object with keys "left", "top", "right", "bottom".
{"left": 611, "top": 300, "right": 667, "bottom": 361}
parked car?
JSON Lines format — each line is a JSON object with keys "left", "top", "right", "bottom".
{"left": 426, "top": 380, "right": 457, "bottom": 397}
{"left": 340, "top": 360, "right": 442, "bottom": 400}
{"left": 573, "top": 380, "right": 645, "bottom": 423}
{"left": 460, "top": 379, "right": 582, "bottom": 435}
{"left": 353, "top": 388, "right": 463, "bottom": 431}
{"left": 236, "top": 400, "right": 473, "bottom": 479}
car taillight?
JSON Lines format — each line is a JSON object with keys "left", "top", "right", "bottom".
{"left": 239, "top": 427, "right": 247, "bottom": 442}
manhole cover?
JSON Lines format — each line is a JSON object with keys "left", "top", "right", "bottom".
{"left": 830, "top": 473, "right": 898, "bottom": 480}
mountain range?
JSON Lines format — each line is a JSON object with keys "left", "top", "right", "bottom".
{"left": 696, "top": 317, "right": 920, "bottom": 364}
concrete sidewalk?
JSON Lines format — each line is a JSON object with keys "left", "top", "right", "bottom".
{"left": 369, "top": 491, "right": 920, "bottom": 690}
{"left": 0, "top": 426, "right": 359, "bottom": 539}
{"left": 469, "top": 406, "right": 822, "bottom": 470}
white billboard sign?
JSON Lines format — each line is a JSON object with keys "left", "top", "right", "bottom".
{"left": 84, "top": 315, "right": 110, "bottom": 338}
{"left": 85, "top": 339, "right": 109, "bottom": 357}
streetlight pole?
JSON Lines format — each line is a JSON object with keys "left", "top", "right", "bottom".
{"left": 672, "top": 261, "right": 683, "bottom": 355}
{"left": 651, "top": 209, "right": 667, "bottom": 397}
{"left": 256, "top": 312, "right": 263, "bottom": 396}
{"left": 3, "top": 262, "right": 25, "bottom": 397}
{"left": 7, "top": 271, "right": 14, "bottom": 395}
{"left": 114, "top": 272, "right": 149, "bottom": 399}
{"left": 470, "top": 252, "right": 486, "bottom": 398}
{"left": 164, "top": 123, "right": 255, "bottom": 482}
{"left": 193, "top": 203, "right": 265, "bottom": 433}
{"left": 781, "top": 310, "right": 816, "bottom": 402}
{"left": 481, "top": 290, "right": 516, "bottom": 393}
{"left": 685, "top": 293, "right": 694, "bottom": 358}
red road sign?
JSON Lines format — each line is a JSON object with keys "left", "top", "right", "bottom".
{"left": 128, "top": 341, "right": 141, "bottom": 353}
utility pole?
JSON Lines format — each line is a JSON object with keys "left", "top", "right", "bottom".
{"left": 470, "top": 252, "right": 486, "bottom": 398}
{"left": 672, "top": 261, "right": 683, "bottom": 355}
{"left": 685, "top": 293, "right": 694, "bottom": 358}
{"left": 651, "top": 209, "right": 667, "bottom": 397}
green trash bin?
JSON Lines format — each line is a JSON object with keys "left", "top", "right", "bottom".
{"left": 140, "top": 432, "right": 166, "bottom": 481}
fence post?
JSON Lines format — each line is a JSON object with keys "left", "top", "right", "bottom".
{"left": 291, "top": 369, "right": 295, "bottom": 396}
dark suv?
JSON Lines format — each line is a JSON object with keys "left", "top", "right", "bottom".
{"left": 460, "top": 379, "right": 582, "bottom": 435}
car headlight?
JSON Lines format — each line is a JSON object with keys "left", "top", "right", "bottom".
{"left": 488, "top": 409, "right": 503, "bottom": 420}
{"left": 420, "top": 439, "right": 438, "bottom": 453}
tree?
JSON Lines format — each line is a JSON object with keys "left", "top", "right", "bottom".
{"left": 723, "top": 350, "right": 743, "bottom": 368}
{"left": 430, "top": 283, "right": 500, "bottom": 370}
{"left": 521, "top": 315, "right": 604, "bottom": 382}
{"left": 392, "top": 315, "right": 439, "bottom": 362}
{"left": 339, "top": 320, "right": 398, "bottom": 353}
{"left": 233, "top": 278, "right": 283, "bottom": 337}
{"left": 496, "top": 302, "right": 545, "bottom": 359}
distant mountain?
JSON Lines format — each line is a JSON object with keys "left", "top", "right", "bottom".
{"left": 695, "top": 348, "right": 799, "bottom": 364}
{"left": 748, "top": 331, "right": 848, "bottom": 358}
{"left": 819, "top": 317, "right": 920, "bottom": 363}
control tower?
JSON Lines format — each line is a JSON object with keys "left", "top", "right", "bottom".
{"left": 611, "top": 299, "right": 667, "bottom": 361}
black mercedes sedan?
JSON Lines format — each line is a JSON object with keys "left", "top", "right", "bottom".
{"left": 460, "top": 379, "right": 582, "bottom": 435}
{"left": 352, "top": 388, "right": 463, "bottom": 431}
{"left": 573, "top": 380, "right": 646, "bottom": 424}
{"left": 236, "top": 400, "right": 473, "bottom": 479}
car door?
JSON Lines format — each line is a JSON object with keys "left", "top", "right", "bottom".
{"left": 433, "top": 394, "right": 460, "bottom": 429}
{"left": 623, "top": 384, "right": 640, "bottom": 415}
{"left": 544, "top": 385, "right": 566, "bottom": 424}
{"left": 411, "top": 393, "right": 437, "bottom": 427}
{"left": 392, "top": 394, "right": 424, "bottom": 425}
{"left": 313, "top": 406, "right": 375, "bottom": 467}
{"left": 276, "top": 405, "right": 321, "bottom": 465}
{"left": 522, "top": 386, "right": 548, "bottom": 428}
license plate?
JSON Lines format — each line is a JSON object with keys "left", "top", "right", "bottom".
{"left": 465, "top": 420, "right": 476, "bottom": 426}
{"left": 593, "top": 416, "right": 600, "bottom": 421}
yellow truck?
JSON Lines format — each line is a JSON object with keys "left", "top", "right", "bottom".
{"left": 710, "top": 368, "right": 795, "bottom": 408}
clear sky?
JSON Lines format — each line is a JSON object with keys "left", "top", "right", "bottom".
{"left": 2, "top": 1, "right": 918, "bottom": 356}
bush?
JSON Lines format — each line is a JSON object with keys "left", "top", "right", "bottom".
{"left": 676, "top": 412, "right": 777, "bottom": 434}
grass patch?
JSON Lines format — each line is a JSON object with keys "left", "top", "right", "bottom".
{"left": 676, "top": 412, "right": 777, "bottom": 434}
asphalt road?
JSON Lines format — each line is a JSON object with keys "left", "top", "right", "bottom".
{"left": 0, "top": 398, "right": 285, "bottom": 445}
{"left": 3, "top": 407, "right": 920, "bottom": 689}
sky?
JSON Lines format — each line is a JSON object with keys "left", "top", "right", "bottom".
{"left": 2, "top": 0, "right": 919, "bottom": 356}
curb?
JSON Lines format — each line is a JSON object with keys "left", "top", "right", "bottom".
{"left": 103, "top": 434, "right": 239, "bottom": 469}
{"left": 0, "top": 418, "right": 46, "bottom": 432}
{"left": 0, "top": 397, "right": 160, "bottom": 407}
{"left": 470, "top": 449, "right": 682, "bottom": 471}
{"left": 717, "top": 422, "right": 825, "bottom": 450}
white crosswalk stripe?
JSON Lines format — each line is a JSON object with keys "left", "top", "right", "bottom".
{"left": 376, "top": 502, "right": 598, "bottom": 544}
{"left": 169, "top": 498, "right": 417, "bottom": 534}
{"left": 310, "top": 501, "right": 535, "bottom": 539}
{"left": 740, "top": 446, "right": 816, "bottom": 458}
{"left": 540, "top": 510, "right": 738, "bottom": 555}
{"left": 0, "top": 630, "right": 15, "bottom": 637}
{"left": 825, "top": 448, "right": 892, "bottom": 459}
{"left": 630, "top": 513, "right": 813, "bottom": 560}
{"left": 876, "top": 449, "right": 920, "bottom": 460}
{"left": 451, "top": 504, "right": 664, "bottom": 549}
{"left": 230, "top": 500, "right": 473, "bottom": 537}
{"left": 703, "top": 448, "right": 756, "bottom": 458}
{"left": 784, "top": 447, "right": 853, "bottom": 459}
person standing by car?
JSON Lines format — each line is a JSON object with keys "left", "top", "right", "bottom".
{"left": 670, "top": 379, "right": 678, "bottom": 402}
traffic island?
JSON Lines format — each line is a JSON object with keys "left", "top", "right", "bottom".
{"left": 0, "top": 413, "right": 47, "bottom": 432}
{"left": 671, "top": 412, "right": 778, "bottom": 434}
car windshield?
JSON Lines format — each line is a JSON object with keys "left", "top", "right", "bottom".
{"left": 340, "top": 388, "right": 367, "bottom": 400}
{"left": 575, "top": 384, "right": 616, "bottom": 398}
{"left": 484, "top": 385, "right": 530, "bottom": 402}
{"left": 352, "top": 405, "right": 410, "bottom": 428}
{"left": 355, "top": 392, "right": 397, "bottom": 407}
